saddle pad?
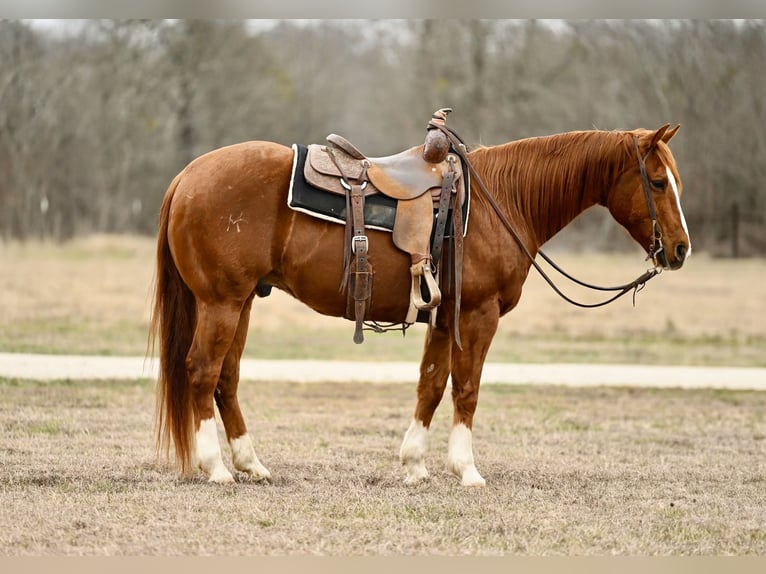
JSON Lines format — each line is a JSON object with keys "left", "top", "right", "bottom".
{"left": 288, "top": 144, "right": 470, "bottom": 236}
{"left": 289, "top": 144, "right": 397, "bottom": 232}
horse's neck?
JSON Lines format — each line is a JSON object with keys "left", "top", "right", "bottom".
{"left": 473, "top": 132, "right": 624, "bottom": 246}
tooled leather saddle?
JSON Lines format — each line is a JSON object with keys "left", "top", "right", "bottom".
{"left": 291, "top": 108, "right": 469, "bottom": 344}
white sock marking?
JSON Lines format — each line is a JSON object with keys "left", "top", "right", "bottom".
{"left": 230, "top": 433, "right": 271, "bottom": 480}
{"left": 195, "top": 417, "right": 233, "bottom": 483}
{"left": 666, "top": 165, "right": 691, "bottom": 257}
{"left": 400, "top": 419, "right": 430, "bottom": 484}
{"left": 447, "top": 423, "right": 486, "bottom": 486}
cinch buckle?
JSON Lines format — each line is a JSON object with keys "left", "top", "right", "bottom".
{"left": 352, "top": 235, "right": 368, "bottom": 254}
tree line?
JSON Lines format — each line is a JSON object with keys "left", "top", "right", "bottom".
{"left": 0, "top": 19, "right": 764, "bottom": 256}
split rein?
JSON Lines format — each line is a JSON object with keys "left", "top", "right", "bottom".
{"left": 430, "top": 122, "right": 661, "bottom": 309}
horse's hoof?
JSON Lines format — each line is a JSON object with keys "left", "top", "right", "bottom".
{"left": 208, "top": 468, "right": 235, "bottom": 484}
{"left": 403, "top": 474, "right": 429, "bottom": 486}
{"left": 459, "top": 465, "right": 486, "bottom": 487}
{"left": 403, "top": 464, "right": 429, "bottom": 485}
{"left": 243, "top": 468, "right": 273, "bottom": 484}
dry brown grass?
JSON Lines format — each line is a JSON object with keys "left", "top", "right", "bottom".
{"left": 1, "top": 376, "right": 765, "bottom": 555}
{"left": 0, "top": 235, "right": 154, "bottom": 356}
{"left": 1, "top": 234, "right": 763, "bottom": 365}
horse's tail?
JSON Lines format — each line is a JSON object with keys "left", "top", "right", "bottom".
{"left": 148, "top": 172, "right": 196, "bottom": 475}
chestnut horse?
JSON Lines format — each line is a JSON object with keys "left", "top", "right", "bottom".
{"left": 150, "top": 124, "right": 690, "bottom": 486}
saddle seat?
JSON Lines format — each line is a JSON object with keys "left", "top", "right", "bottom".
{"left": 301, "top": 111, "right": 465, "bottom": 343}
{"left": 306, "top": 135, "right": 465, "bottom": 207}
{"left": 326, "top": 134, "right": 461, "bottom": 203}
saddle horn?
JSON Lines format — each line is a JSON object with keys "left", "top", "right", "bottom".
{"left": 423, "top": 108, "right": 452, "bottom": 164}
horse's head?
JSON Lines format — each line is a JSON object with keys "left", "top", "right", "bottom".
{"left": 608, "top": 124, "right": 690, "bottom": 270}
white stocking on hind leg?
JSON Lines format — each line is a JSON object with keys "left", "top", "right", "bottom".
{"left": 187, "top": 303, "right": 243, "bottom": 483}
{"left": 214, "top": 295, "right": 271, "bottom": 481}
{"left": 194, "top": 416, "right": 234, "bottom": 483}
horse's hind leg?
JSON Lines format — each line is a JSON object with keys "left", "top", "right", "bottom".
{"left": 399, "top": 324, "right": 452, "bottom": 484}
{"left": 214, "top": 294, "right": 271, "bottom": 482}
{"left": 187, "top": 302, "right": 243, "bottom": 483}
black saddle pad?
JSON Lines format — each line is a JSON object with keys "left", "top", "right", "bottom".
{"left": 289, "top": 144, "right": 397, "bottom": 231}
{"left": 288, "top": 144, "right": 470, "bottom": 236}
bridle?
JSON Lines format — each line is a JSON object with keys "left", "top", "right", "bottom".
{"left": 429, "top": 121, "right": 664, "bottom": 309}
{"left": 634, "top": 135, "right": 667, "bottom": 269}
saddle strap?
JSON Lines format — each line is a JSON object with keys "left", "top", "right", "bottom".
{"left": 451, "top": 189, "right": 465, "bottom": 350}
{"left": 431, "top": 166, "right": 456, "bottom": 267}
{"left": 324, "top": 146, "right": 373, "bottom": 344}
{"left": 349, "top": 183, "right": 371, "bottom": 344}
{"left": 424, "top": 162, "right": 462, "bottom": 347}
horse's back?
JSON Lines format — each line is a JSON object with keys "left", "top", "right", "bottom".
{"left": 175, "top": 140, "right": 293, "bottom": 195}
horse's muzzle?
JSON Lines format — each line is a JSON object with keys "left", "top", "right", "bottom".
{"left": 669, "top": 242, "right": 689, "bottom": 270}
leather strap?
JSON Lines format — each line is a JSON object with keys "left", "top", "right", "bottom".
{"left": 325, "top": 146, "right": 372, "bottom": 343}
{"left": 431, "top": 169, "right": 455, "bottom": 267}
{"left": 451, "top": 188, "right": 464, "bottom": 350}
{"left": 349, "top": 183, "right": 371, "bottom": 344}
{"left": 634, "top": 136, "right": 664, "bottom": 265}
{"left": 426, "top": 161, "right": 464, "bottom": 348}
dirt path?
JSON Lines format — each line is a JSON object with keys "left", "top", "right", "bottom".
{"left": 0, "top": 352, "right": 764, "bottom": 390}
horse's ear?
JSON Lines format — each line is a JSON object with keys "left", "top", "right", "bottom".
{"left": 662, "top": 124, "right": 681, "bottom": 143}
{"left": 648, "top": 124, "right": 670, "bottom": 149}
{"left": 639, "top": 123, "right": 678, "bottom": 152}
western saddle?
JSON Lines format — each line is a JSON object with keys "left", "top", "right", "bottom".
{"left": 303, "top": 108, "right": 467, "bottom": 344}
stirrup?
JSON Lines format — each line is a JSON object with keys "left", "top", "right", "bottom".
{"left": 405, "top": 259, "right": 441, "bottom": 323}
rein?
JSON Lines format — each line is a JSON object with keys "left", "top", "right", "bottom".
{"left": 429, "top": 122, "right": 662, "bottom": 309}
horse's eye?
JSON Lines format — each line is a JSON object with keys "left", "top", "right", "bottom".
{"left": 651, "top": 179, "right": 666, "bottom": 191}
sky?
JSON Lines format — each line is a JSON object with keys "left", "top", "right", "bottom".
{"left": 5, "top": 2, "right": 765, "bottom": 18}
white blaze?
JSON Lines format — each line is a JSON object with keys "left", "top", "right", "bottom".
{"left": 666, "top": 165, "right": 691, "bottom": 256}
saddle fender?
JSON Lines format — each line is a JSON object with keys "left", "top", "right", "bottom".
{"left": 392, "top": 192, "right": 434, "bottom": 259}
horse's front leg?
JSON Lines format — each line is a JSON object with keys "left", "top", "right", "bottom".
{"left": 447, "top": 301, "right": 500, "bottom": 486}
{"left": 399, "top": 323, "right": 452, "bottom": 484}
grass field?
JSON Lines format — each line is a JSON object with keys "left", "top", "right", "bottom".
{"left": 1, "top": 234, "right": 764, "bottom": 366}
{"left": 1, "top": 376, "right": 765, "bottom": 555}
{"left": 1, "top": 235, "right": 765, "bottom": 556}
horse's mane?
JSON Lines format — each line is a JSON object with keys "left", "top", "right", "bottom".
{"left": 468, "top": 130, "right": 638, "bottom": 242}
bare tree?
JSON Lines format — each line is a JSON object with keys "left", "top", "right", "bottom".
{"left": 0, "top": 19, "right": 764, "bottom": 254}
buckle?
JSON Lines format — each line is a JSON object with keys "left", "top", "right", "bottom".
{"left": 352, "top": 235, "right": 368, "bottom": 254}
{"left": 340, "top": 179, "right": 368, "bottom": 192}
